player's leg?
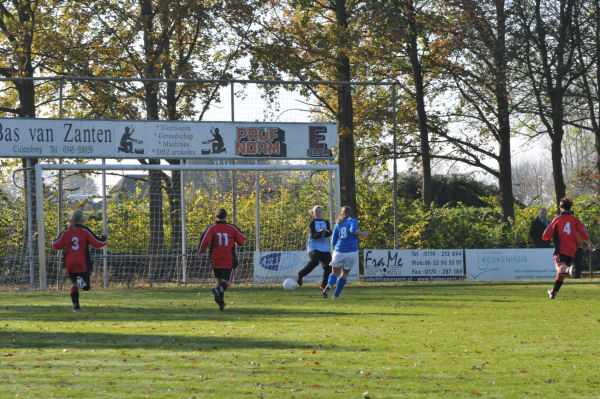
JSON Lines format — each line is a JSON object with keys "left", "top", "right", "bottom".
{"left": 333, "top": 253, "right": 356, "bottom": 299}
{"left": 319, "top": 252, "right": 333, "bottom": 291}
{"left": 80, "top": 269, "right": 91, "bottom": 291}
{"left": 298, "top": 250, "right": 320, "bottom": 286}
{"left": 68, "top": 273, "right": 80, "bottom": 312}
{"left": 324, "top": 252, "right": 343, "bottom": 298}
{"left": 549, "top": 254, "right": 571, "bottom": 299}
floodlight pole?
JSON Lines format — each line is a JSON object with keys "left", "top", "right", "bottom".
{"left": 392, "top": 85, "right": 399, "bottom": 249}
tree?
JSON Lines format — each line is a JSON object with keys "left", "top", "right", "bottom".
{"left": 514, "top": 0, "right": 583, "bottom": 209}
{"left": 432, "top": 0, "right": 516, "bottom": 221}
{"left": 54, "top": 0, "right": 264, "bottom": 281}
{"left": 249, "top": 0, "right": 362, "bottom": 214}
{"left": 0, "top": 0, "right": 63, "bottom": 249}
{"left": 362, "top": 0, "right": 448, "bottom": 206}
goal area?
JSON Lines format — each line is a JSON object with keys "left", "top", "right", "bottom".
{"left": 30, "top": 162, "right": 339, "bottom": 290}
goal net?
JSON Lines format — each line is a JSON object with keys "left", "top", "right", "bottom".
{"left": 30, "top": 162, "right": 339, "bottom": 290}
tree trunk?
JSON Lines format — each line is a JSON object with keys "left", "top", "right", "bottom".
{"left": 406, "top": 0, "right": 432, "bottom": 206}
{"left": 494, "top": 0, "right": 514, "bottom": 221}
{"left": 335, "top": 0, "right": 357, "bottom": 214}
{"left": 551, "top": 121, "right": 566, "bottom": 210}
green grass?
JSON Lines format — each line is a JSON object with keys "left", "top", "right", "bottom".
{"left": 1, "top": 281, "right": 600, "bottom": 398}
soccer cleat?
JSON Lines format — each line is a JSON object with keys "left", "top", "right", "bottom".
{"left": 568, "top": 266, "right": 574, "bottom": 278}
{"left": 77, "top": 276, "right": 87, "bottom": 289}
{"left": 212, "top": 288, "right": 225, "bottom": 311}
{"left": 72, "top": 304, "right": 80, "bottom": 312}
{"left": 322, "top": 285, "right": 330, "bottom": 298}
{"left": 297, "top": 274, "right": 303, "bottom": 287}
{"left": 547, "top": 289, "right": 556, "bottom": 299}
{"left": 332, "top": 295, "right": 340, "bottom": 300}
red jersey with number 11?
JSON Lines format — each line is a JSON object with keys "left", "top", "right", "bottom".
{"left": 197, "top": 221, "right": 246, "bottom": 269}
{"left": 542, "top": 212, "right": 589, "bottom": 258}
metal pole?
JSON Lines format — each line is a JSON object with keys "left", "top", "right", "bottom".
{"left": 334, "top": 165, "right": 341, "bottom": 217}
{"left": 255, "top": 161, "right": 260, "bottom": 253}
{"left": 35, "top": 163, "right": 47, "bottom": 290}
{"left": 180, "top": 159, "right": 187, "bottom": 286}
{"left": 102, "top": 159, "right": 108, "bottom": 288}
{"left": 231, "top": 82, "right": 237, "bottom": 225}
{"left": 328, "top": 160, "right": 334, "bottom": 224}
{"left": 26, "top": 160, "right": 34, "bottom": 290}
{"left": 57, "top": 83, "right": 64, "bottom": 290}
{"left": 57, "top": 161, "right": 64, "bottom": 291}
{"left": 392, "top": 85, "right": 399, "bottom": 249}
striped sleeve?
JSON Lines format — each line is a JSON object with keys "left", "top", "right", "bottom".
{"left": 230, "top": 223, "right": 246, "bottom": 245}
{"left": 83, "top": 227, "right": 107, "bottom": 248}
{"left": 51, "top": 229, "right": 68, "bottom": 249}
{"left": 197, "top": 225, "right": 214, "bottom": 257}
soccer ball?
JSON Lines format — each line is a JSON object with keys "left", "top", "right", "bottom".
{"left": 282, "top": 278, "right": 297, "bottom": 291}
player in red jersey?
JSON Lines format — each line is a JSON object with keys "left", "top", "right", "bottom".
{"left": 52, "top": 210, "right": 107, "bottom": 312}
{"left": 542, "top": 198, "right": 596, "bottom": 299}
{"left": 197, "top": 208, "right": 246, "bottom": 311}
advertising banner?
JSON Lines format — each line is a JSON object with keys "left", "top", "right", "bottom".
{"left": 363, "top": 249, "right": 464, "bottom": 282}
{"left": 253, "top": 251, "right": 359, "bottom": 284}
{"left": 0, "top": 118, "right": 337, "bottom": 160}
{"left": 465, "top": 248, "right": 555, "bottom": 280}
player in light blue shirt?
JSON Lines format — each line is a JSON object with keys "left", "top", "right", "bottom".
{"left": 297, "top": 205, "right": 332, "bottom": 290}
{"left": 323, "top": 206, "right": 368, "bottom": 299}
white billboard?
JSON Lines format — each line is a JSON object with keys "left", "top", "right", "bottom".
{"left": 364, "top": 249, "right": 464, "bottom": 281}
{"left": 253, "top": 251, "right": 359, "bottom": 285}
{"left": 0, "top": 118, "right": 337, "bottom": 160}
{"left": 465, "top": 248, "right": 555, "bottom": 280}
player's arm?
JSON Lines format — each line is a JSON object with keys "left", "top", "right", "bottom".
{"left": 233, "top": 225, "right": 246, "bottom": 246}
{"left": 197, "top": 227, "right": 212, "bottom": 257}
{"left": 576, "top": 221, "right": 595, "bottom": 251}
{"left": 541, "top": 219, "right": 556, "bottom": 241}
{"left": 85, "top": 227, "right": 107, "bottom": 248}
{"left": 331, "top": 225, "right": 339, "bottom": 247}
{"left": 51, "top": 230, "right": 67, "bottom": 249}
{"left": 322, "top": 220, "right": 332, "bottom": 237}
{"left": 309, "top": 220, "right": 323, "bottom": 239}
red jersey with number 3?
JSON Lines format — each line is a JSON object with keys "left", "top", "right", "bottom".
{"left": 197, "top": 221, "right": 246, "bottom": 269}
{"left": 542, "top": 213, "right": 589, "bottom": 258}
{"left": 52, "top": 226, "right": 107, "bottom": 273}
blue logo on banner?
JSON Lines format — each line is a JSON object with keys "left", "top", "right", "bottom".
{"left": 260, "top": 252, "right": 281, "bottom": 270}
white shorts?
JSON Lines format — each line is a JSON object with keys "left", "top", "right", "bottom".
{"left": 330, "top": 251, "right": 358, "bottom": 271}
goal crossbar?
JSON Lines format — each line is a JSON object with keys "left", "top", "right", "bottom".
{"left": 35, "top": 162, "right": 340, "bottom": 290}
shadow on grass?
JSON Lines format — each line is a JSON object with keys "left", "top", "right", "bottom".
{"left": 0, "top": 330, "right": 335, "bottom": 351}
{"left": 0, "top": 303, "right": 426, "bottom": 323}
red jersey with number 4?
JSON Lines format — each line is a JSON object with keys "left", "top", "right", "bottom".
{"left": 52, "top": 226, "right": 107, "bottom": 273}
{"left": 542, "top": 213, "right": 589, "bottom": 258}
{"left": 197, "top": 221, "right": 246, "bottom": 269}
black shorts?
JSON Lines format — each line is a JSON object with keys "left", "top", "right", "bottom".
{"left": 554, "top": 254, "right": 573, "bottom": 264}
{"left": 213, "top": 268, "right": 234, "bottom": 282}
{"left": 68, "top": 270, "right": 91, "bottom": 291}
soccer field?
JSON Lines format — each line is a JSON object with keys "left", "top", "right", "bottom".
{"left": 1, "top": 282, "right": 600, "bottom": 398}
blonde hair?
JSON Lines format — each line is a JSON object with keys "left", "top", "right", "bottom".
{"left": 336, "top": 206, "right": 352, "bottom": 224}
{"left": 308, "top": 205, "right": 323, "bottom": 219}
{"left": 69, "top": 210, "right": 85, "bottom": 228}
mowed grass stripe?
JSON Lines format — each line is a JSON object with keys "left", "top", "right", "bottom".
{"left": 1, "top": 282, "right": 600, "bottom": 398}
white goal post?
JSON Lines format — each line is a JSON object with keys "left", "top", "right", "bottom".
{"left": 35, "top": 162, "right": 340, "bottom": 290}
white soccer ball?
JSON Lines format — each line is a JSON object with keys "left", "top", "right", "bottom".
{"left": 282, "top": 278, "right": 297, "bottom": 291}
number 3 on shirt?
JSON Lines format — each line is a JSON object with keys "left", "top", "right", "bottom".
{"left": 71, "top": 237, "right": 79, "bottom": 250}
{"left": 216, "top": 233, "right": 229, "bottom": 246}
{"left": 563, "top": 222, "right": 571, "bottom": 235}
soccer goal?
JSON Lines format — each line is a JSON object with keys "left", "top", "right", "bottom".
{"left": 33, "top": 162, "right": 339, "bottom": 290}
